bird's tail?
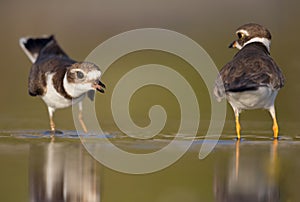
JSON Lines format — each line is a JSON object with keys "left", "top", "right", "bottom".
{"left": 19, "top": 35, "right": 55, "bottom": 63}
{"left": 20, "top": 35, "right": 68, "bottom": 64}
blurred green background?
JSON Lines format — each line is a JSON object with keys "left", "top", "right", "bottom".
{"left": 0, "top": 0, "right": 299, "bottom": 136}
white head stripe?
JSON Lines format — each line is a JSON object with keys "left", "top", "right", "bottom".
{"left": 70, "top": 68, "right": 82, "bottom": 73}
{"left": 87, "top": 70, "right": 101, "bottom": 81}
{"left": 236, "top": 29, "right": 249, "bottom": 36}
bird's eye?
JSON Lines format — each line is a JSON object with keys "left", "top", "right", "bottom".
{"left": 237, "top": 32, "right": 245, "bottom": 39}
{"left": 76, "top": 71, "right": 85, "bottom": 79}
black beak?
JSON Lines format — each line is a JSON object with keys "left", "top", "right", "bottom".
{"left": 228, "top": 41, "right": 236, "bottom": 48}
{"left": 94, "top": 80, "right": 106, "bottom": 93}
{"left": 98, "top": 80, "right": 106, "bottom": 89}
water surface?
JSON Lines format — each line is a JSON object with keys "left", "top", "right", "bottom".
{"left": 1, "top": 130, "right": 300, "bottom": 202}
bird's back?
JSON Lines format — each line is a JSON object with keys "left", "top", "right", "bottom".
{"left": 20, "top": 35, "right": 76, "bottom": 96}
{"left": 214, "top": 43, "right": 284, "bottom": 101}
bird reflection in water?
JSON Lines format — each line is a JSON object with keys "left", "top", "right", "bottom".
{"left": 214, "top": 140, "right": 280, "bottom": 202}
{"left": 29, "top": 142, "right": 101, "bottom": 202}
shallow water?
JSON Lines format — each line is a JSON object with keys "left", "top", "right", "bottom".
{"left": 1, "top": 130, "right": 300, "bottom": 202}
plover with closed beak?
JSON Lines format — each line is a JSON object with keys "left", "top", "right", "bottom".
{"left": 214, "top": 23, "right": 285, "bottom": 139}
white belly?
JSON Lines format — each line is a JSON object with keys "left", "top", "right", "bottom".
{"left": 226, "top": 86, "right": 278, "bottom": 111}
{"left": 42, "top": 73, "right": 85, "bottom": 109}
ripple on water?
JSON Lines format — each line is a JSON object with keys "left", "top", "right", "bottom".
{"left": 0, "top": 130, "right": 298, "bottom": 144}
{"left": 0, "top": 130, "right": 115, "bottom": 140}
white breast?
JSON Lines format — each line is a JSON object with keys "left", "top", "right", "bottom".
{"left": 42, "top": 73, "right": 85, "bottom": 109}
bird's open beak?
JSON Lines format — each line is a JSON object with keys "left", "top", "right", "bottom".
{"left": 228, "top": 40, "right": 237, "bottom": 48}
{"left": 93, "top": 80, "right": 106, "bottom": 93}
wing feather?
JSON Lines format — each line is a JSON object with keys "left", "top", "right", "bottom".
{"left": 214, "top": 44, "right": 284, "bottom": 101}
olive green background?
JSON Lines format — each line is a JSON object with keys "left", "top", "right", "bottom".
{"left": 0, "top": 0, "right": 299, "bottom": 135}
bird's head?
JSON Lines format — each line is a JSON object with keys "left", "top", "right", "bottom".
{"left": 64, "top": 62, "right": 106, "bottom": 98}
{"left": 228, "top": 23, "right": 272, "bottom": 52}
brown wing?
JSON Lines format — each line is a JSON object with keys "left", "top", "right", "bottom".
{"left": 37, "top": 37, "right": 69, "bottom": 60}
{"left": 28, "top": 63, "right": 47, "bottom": 96}
{"left": 214, "top": 44, "right": 284, "bottom": 101}
{"left": 26, "top": 35, "right": 75, "bottom": 96}
{"left": 224, "top": 56, "right": 283, "bottom": 90}
{"left": 28, "top": 56, "right": 76, "bottom": 96}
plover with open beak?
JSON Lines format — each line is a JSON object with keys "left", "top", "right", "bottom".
{"left": 19, "top": 35, "right": 106, "bottom": 133}
{"left": 214, "top": 23, "right": 285, "bottom": 139}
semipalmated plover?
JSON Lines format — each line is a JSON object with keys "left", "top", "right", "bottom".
{"left": 214, "top": 23, "right": 285, "bottom": 139}
{"left": 19, "top": 35, "right": 106, "bottom": 133}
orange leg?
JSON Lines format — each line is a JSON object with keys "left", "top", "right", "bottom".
{"left": 78, "top": 110, "right": 88, "bottom": 133}
{"left": 48, "top": 107, "right": 56, "bottom": 140}
{"left": 235, "top": 113, "right": 241, "bottom": 140}
{"left": 48, "top": 107, "right": 56, "bottom": 132}
{"left": 78, "top": 102, "right": 88, "bottom": 133}
{"left": 273, "top": 117, "right": 279, "bottom": 139}
{"left": 50, "top": 117, "right": 55, "bottom": 131}
{"left": 269, "top": 106, "right": 279, "bottom": 139}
